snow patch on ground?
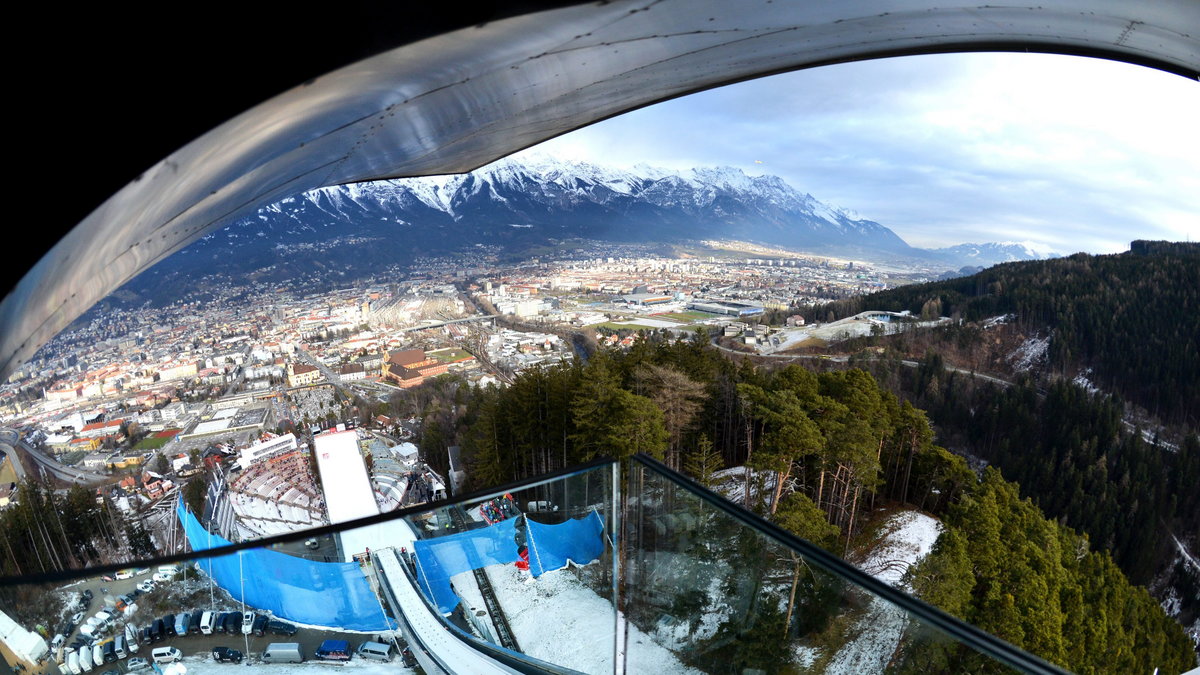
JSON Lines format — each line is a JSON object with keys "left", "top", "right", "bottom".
{"left": 857, "top": 511, "right": 944, "bottom": 588}
{"left": 710, "top": 466, "right": 775, "bottom": 508}
{"left": 1007, "top": 334, "right": 1049, "bottom": 372}
{"left": 1071, "top": 369, "right": 1101, "bottom": 395}
{"left": 822, "top": 511, "right": 944, "bottom": 674}
{"left": 1173, "top": 535, "right": 1200, "bottom": 575}
{"left": 472, "top": 562, "right": 700, "bottom": 674}
{"left": 982, "top": 314, "right": 1015, "bottom": 329}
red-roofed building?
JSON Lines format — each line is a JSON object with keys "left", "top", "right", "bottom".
{"left": 382, "top": 350, "right": 448, "bottom": 388}
{"left": 79, "top": 419, "right": 124, "bottom": 438}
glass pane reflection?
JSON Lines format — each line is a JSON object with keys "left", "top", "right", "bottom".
{"left": 621, "top": 458, "right": 1038, "bottom": 674}
{"left": 0, "top": 456, "right": 1061, "bottom": 674}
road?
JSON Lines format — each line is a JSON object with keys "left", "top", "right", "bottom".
{"left": 293, "top": 348, "right": 354, "bottom": 400}
{"left": 2, "top": 430, "right": 109, "bottom": 485}
{"left": 709, "top": 337, "right": 1017, "bottom": 388}
{"left": 710, "top": 336, "right": 1182, "bottom": 446}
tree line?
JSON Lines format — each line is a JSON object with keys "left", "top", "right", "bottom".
{"left": 807, "top": 246, "right": 1200, "bottom": 427}
{"left": 441, "top": 335, "right": 1192, "bottom": 671}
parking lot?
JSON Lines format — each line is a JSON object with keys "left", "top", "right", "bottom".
{"left": 47, "top": 569, "right": 412, "bottom": 674}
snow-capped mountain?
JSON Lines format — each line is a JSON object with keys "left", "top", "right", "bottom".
{"left": 196, "top": 156, "right": 918, "bottom": 259}
{"left": 133, "top": 157, "right": 1051, "bottom": 298}
{"left": 928, "top": 242, "right": 1060, "bottom": 267}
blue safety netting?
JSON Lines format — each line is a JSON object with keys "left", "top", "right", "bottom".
{"left": 177, "top": 503, "right": 394, "bottom": 631}
{"left": 412, "top": 516, "right": 523, "bottom": 614}
{"left": 526, "top": 510, "right": 606, "bottom": 577}
{"left": 412, "top": 511, "right": 606, "bottom": 614}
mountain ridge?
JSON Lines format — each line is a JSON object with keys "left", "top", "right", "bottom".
{"left": 130, "top": 157, "right": 1054, "bottom": 297}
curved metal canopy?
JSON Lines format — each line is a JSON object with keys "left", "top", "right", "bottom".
{"left": 2, "top": 0, "right": 1197, "bottom": 376}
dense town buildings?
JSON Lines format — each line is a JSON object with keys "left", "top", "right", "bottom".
{"left": 0, "top": 242, "right": 934, "bottom": 482}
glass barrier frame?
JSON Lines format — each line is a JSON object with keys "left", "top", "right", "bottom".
{"left": 1, "top": 454, "right": 1069, "bottom": 674}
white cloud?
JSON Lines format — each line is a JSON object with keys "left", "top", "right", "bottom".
{"left": 524, "top": 53, "right": 1200, "bottom": 252}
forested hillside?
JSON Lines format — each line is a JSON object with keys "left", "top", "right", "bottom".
{"left": 810, "top": 242, "right": 1200, "bottom": 426}
{"left": 441, "top": 337, "right": 1194, "bottom": 671}
{"left": 889, "top": 354, "right": 1200, "bottom": 586}
{"left": 910, "top": 468, "right": 1192, "bottom": 674}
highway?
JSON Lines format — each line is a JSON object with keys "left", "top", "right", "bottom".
{"left": 1, "top": 428, "right": 109, "bottom": 485}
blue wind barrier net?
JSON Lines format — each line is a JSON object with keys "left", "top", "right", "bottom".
{"left": 177, "top": 503, "right": 394, "bottom": 631}
{"left": 412, "top": 511, "right": 606, "bottom": 614}
{"left": 412, "top": 516, "right": 522, "bottom": 614}
{"left": 526, "top": 510, "right": 605, "bottom": 577}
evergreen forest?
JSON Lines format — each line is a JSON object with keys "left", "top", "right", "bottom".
{"left": 808, "top": 243, "right": 1200, "bottom": 427}
{"left": 443, "top": 335, "right": 1195, "bottom": 672}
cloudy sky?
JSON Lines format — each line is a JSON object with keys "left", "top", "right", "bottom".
{"left": 521, "top": 53, "right": 1199, "bottom": 254}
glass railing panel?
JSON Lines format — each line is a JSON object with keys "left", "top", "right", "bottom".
{"left": 0, "top": 459, "right": 620, "bottom": 674}
{"left": 0, "top": 455, "right": 1065, "bottom": 674}
{"left": 387, "top": 461, "right": 619, "bottom": 674}
{"left": 621, "top": 455, "right": 1065, "bottom": 675}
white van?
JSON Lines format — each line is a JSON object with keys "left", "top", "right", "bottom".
{"left": 66, "top": 650, "right": 81, "bottom": 675}
{"left": 151, "top": 646, "right": 183, "bottom": 664}
{"left": 125, "top": 623, "right": 140, "bottom": 652}
{"left": 356, "top": 641, "right": 392, "bottom": 661}
{"left": 78, "top": 645, "right": 93, "bottom": 671}
{"left": 157, "top": 564, "right": 180, "bottom": 575}
{"left": 261, "top": 643, "right": 303, "bottom": 663}
{"left": 200, "top": 610, "right": 216, "bottom": 635}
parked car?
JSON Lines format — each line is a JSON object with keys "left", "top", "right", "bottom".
{"left": 200, "top": 611, "right": 216, "bottom": 635}
{"left": 136, "top": 580, "right": 154, "bottom": 593}
{"left": 212, "top": 647, "right": 244, "bottom": 664}
{"left": 222, "top": 611, "right": 243, "bottom": 634}
{"left": 114, "top": 635, "right": 128, "bottom": 659}
{"left": 126, "top": 657, "right": 150, "bottom": 672}
{"left": 356, "top": 641, "right": 392, "bottom": 661}
{"left": 266, "top": 619, "right": 297, "bottom": 636}
{"left": 261, "top": 643, "right": 303, "bottom": 664}
{"left": 115, "top": 569, "right": 134, "bottom": 580}
{"left": 188, "top": 611, "right": 203, "bottom": 634}
{"left": 173, "top": 613, "right": 189, "bottom": 637}
{"left": 161, "top": 614, "right": 176, "bottom": 638}
{"left": 150, "top": 646, "right": 182, "bottom": 664}
{"left": 213, "top": 612, "right": 229, "bottom": 634}
{"left": 251, "top": 614, "right": 267, "bottom": 637}
{"left": 315, "top": 639, "right": 351, "bottom": 661}
{"left": 241, "top": 611, "right": 255, "bottom": 635}
{"left": 134, "top": 567, "right": 151, "bottom": 577}
{"left": 71, "top": 611, "right": 85, "bottom": 624}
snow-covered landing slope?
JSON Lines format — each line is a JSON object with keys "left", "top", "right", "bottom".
{"left": 454, "top": 563, "right": 701, "bottom": 675}
{"left": 815, "top": 511, "right": 943, "bottom": 674}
